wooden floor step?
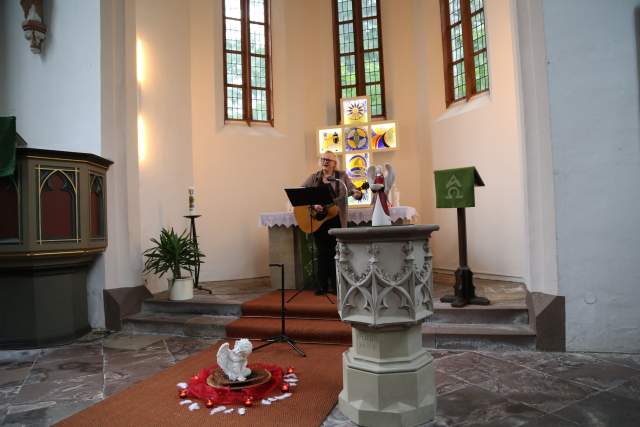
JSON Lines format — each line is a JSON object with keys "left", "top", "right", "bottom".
{"left": 225, "top": 317, "right": 352, "bottom": 345}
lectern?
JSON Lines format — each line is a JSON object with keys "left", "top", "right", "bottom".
{"left": 434, "top": 166, "right": 490, "bottom": 308}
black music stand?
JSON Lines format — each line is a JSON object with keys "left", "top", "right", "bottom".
{"left": 253, "top": 264, "right": 306, "bottom": 357}
{"left": 284, "top": 187, "right": 335, "bottom": 304}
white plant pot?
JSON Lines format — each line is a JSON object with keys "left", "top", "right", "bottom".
{"left": 169, "top": 277, "right": 194, "bottom": 301}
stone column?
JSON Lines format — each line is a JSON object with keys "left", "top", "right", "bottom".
{"left": 329, "top": 225, "right": 439, "bottom": 427}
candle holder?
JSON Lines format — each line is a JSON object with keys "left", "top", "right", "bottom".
{"left": 184, "top": 214, "right": 212, "bottom": 295}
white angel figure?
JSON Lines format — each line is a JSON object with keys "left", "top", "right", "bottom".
{"left": 367, "top": 163, "right": 396, "bottom": 226}
{"left": 216, "top": 338, "right": 253, "bottom": 381}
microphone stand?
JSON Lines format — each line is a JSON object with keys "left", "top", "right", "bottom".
{"left": 254, "top": 264, "right": 306, "bottom": 357}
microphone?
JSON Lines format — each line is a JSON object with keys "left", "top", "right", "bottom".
{"left": 328, "top": 177, "right": 360, "bottom": 197}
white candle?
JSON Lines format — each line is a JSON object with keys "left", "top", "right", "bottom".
{"left": 188, "top": 187, "right": 196, "bottom": 214}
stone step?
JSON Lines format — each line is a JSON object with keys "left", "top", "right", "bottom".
{"left": 422, "top": 323, "right": 536, "bottom": 351}
{"left": 122, "top": 312, "right": 236, "bottom": 338}
{"left": 429, "top": 302, "right": 529, "bottom": 325}
{"left": 142, "top": 298, "right": 242, "bottom": 317}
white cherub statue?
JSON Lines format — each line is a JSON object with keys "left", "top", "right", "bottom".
{"left": 216, "top": 338, "right": 253, "bottom": 382}
{"left": 367, "top": 163, "right": 395, "bottom": 226}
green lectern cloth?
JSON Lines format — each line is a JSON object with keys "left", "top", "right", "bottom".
{"left": 0, "top": 117, "right": 17, "bottom": 177}
{"left": 434, "top": 166, "right": 484, "bottom": 208}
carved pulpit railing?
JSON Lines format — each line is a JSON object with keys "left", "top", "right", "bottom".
{"left": 0, "top": 145, "right": 113, "bottom": 349}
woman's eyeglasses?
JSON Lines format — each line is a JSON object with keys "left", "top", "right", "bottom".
{"left": 320, "top": 157, "right": 335, "bottom": 163}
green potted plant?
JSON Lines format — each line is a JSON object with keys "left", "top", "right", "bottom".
{"left": 143, "top": 227, "right": 204, "bottom": 301}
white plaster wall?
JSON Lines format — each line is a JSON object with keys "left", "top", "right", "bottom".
{"left": 542, "top": 0, "right": 640, "bottom": 352}
{"left": 100, "top": 0, "right": 142, "bottom": 299}
{"left": 379, "top": 0, "right": 431, "bottom": 228}
{"left": 0, "top": 0, "right": 101, "bottom": 154}
{"left": 136, "top": 0, "right": 195, "bottom": 293}
{"left": 513, "top": 0, "right": 558, "bottom": 295}
{"left": 190, "top": 0, "right": 309, "bottom": 281}
{"left": 420, "top": 0, "right": 527, "bottom": 281}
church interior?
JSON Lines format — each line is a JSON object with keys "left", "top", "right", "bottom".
{"left": 1, "top": 0, "right": 639, "bottom": 426}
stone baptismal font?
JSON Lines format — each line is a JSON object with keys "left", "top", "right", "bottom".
{"left": 329, "top": 224, "right": 439, "bottom": 427}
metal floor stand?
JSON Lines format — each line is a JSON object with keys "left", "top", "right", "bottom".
{"left": 253, "top": 264, "right": 306, "bottom": 357}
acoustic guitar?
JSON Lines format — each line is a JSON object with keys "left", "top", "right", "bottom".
{"left": 294, "top": 204, "right": 339, "bottom": 234}
{"left": 293, "top": 181, "right": 369, "bottom": 234}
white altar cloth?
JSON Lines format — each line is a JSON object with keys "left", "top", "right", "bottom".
{"left": 259, "top": 206, "right": 418, "bottom": 228}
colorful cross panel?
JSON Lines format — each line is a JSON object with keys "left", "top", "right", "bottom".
{"left": 318, "top": 127, "right": 343, "bottom": 153}
{"left": 344, "top": 126, "right": 369, "bottom": 151}
{"left": 316, "top": 96, "right": 399, "bottom": 207}
{"left": 342, "top": 96, "right": 369, "bottom": 125}
{"left": 346, "top": 152, "right": 369, "bottom": 179}
{"left": 348, "top": 177, "right": 372, "bottom": 206}
{"left": 370, "top": 121, "right": 397, "bottom": 150}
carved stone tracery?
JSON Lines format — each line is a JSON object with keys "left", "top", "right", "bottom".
{"left": 337, "top": 238, "right": 434, "bottom": 326}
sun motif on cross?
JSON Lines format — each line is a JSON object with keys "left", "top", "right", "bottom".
{"left": 345, "top": 101, "right": 367, "bottom": 122}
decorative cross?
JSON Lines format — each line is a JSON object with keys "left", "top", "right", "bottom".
{"left": 317, "top": 96, "right": 399, "bottom": 207}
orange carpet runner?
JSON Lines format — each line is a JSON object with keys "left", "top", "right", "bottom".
{"left": 225, "top": 290, "right": 352, "bottom": 345}
{"left": 55, "top": 342, "right": 347, "bottom": 427}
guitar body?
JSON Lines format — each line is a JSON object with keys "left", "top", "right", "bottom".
{"left": 294, "top": 205, "right": 339, "bottom": 234}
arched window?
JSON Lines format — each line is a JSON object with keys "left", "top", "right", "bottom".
{"left": 332, "top": 0, "right": 386, "bottom": 122}
{"left": 223, "top": 0, "right": 272, "bottom": 124}
{"left": 440, "top": 0, "right": 489, "bottom": 106}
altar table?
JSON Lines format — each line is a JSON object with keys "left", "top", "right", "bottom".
{"left": 259, "top": 207, "right": 418, "bottom": 290}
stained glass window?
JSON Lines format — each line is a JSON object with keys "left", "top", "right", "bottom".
{"left": 333, "top": 0, "right": 386, "bottom": 122}
{"left": 441, "top": 0, "right": 489, "bottom": 105}
{"left": 223, "top": 0, "right": 272, "bottom": 123}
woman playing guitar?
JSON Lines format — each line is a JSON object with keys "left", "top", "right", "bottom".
{"left": 301, "top": 151, "right": 363, "bottom": 295}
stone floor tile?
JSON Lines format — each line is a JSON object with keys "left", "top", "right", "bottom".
{"left": 607, "top": 374, "right": 640, "bottom": 402}
{"left": 436, "top": 371, "right": 468, "bottom": 396}
{"left": 164, "top": 336, "right": 217, "bottom": 361}
{"left": 321, "top": 405, "right": 356, "bottom": 427}
{"left": 529, "top": 353, "right": 639, "bottom": 390}
{"left": 103, "top": 342, "right": 168, "bottom": 363}
{"left": 435, "top": 352, "right": 526, "bottom": 384}
{"left": 436, "top": 384, "right": 547, "bottom": 427}
{"left": 3, "top": 398, "right": 99, "bottom": 427}
{"left": 0, "top": 350, "right": 40, "bottom": 364}
{"left": 518, "top": 413, "right": 579, "bottom": 426}
{"left": 589, "top": 352, "right": 640, "bottom": 371}
{"left": 474, "top": 367, "right": 596, "bottom": 413}
{"left": 320, "top": 404, "right": 451, "bottom": 427}
{"left": 483, "top": 350, "right": 557, "bottom": 370}
{"left": 38, "top": 343, "right": 102, "bottom": 363}
{"left": 0, "top": 386, "right": 19, "bottom": 405}
{"left": 24, "top": 355, "right": 103, "bottom": 385}
{"left": 0, "top": 386, "right": 20, "bottom": 425}
{"left": 102, "top": 333, "right": 167, "bottom": 351}
{"left": 553, "top": 391, "right": 640, "bottom": 427}
{"left": 0, "top": 360, "right": 35, "bottom": 389}
{"left": 429, "top": 349, "right": 462, "bottom": 360}
{"left": 488, "top": 351, "right": 639, "bottom": 390}
{"left": 12, "top": 373, "right": 103, "bottom": 404}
